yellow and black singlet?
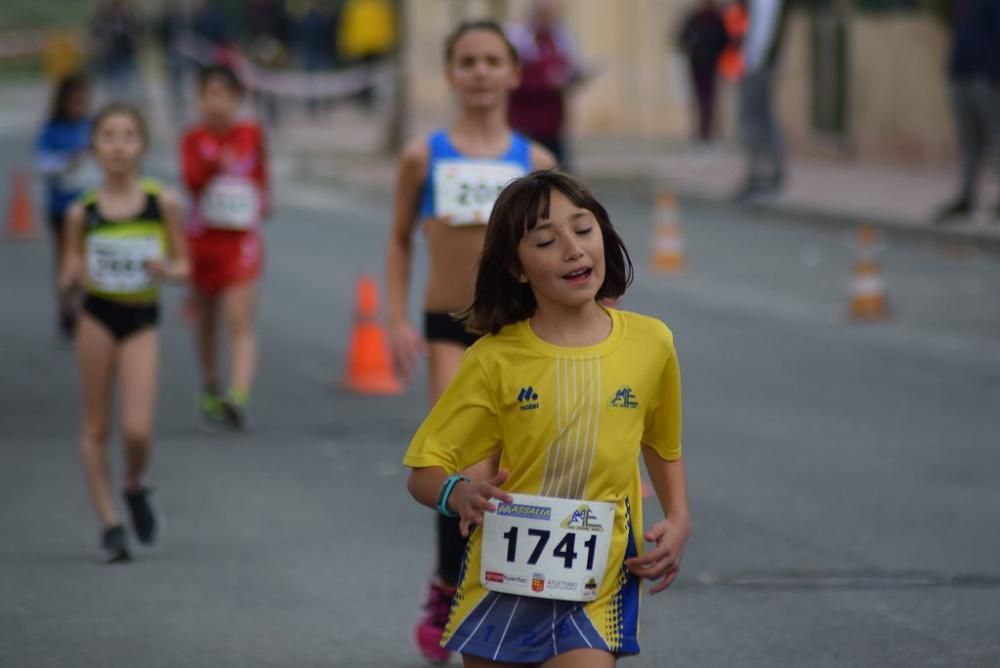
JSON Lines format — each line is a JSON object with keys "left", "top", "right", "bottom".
{"left": 81, "top": 180, "right": 168, "bottom": 305}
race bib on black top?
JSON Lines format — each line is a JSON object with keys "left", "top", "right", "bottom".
{"left": 86, "top": 234, "right": 163, "bottom": 295}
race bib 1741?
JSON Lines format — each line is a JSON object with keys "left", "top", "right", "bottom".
{"left": 480, "top": 493, "right": 615, "bottom": 602}
{"left": 86, "top": 234, "right": 163, "bottom": 294}
{"left": 433, "top": 160, "right": 525, "bottom": 226}
{"left": 201, "top": 176, "right": 261, "bottom": 230}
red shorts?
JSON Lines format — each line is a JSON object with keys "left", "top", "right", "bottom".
{"left": 187, "top": 228, "right": 263, "bottom": 295}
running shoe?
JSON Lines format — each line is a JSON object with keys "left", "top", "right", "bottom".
{"left": 200, "top": 391, "right": 227, "bottom": 428}
{"left": 101, "top": 525, "right": 131, "bottom": 563}
{"left": 415, "top": 580, "right": 455, "bottom": 664}
{"left": 123, "top": 487, "right": 160, "bottom": 545}
{"left": 222, "top": 390, "right": 252, "bottom": 432}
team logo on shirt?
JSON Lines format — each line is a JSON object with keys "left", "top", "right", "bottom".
{"left": 609, "top": 385, "right": 639, "bottom": 409}
{"left": 517, "top": 386, "right": 540, "bottom": 411}
{"left": 560, "top": 505, "right": 604, "bottom": 532}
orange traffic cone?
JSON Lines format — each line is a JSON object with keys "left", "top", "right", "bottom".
{"left": 848, "top": 225, "right": 888, "bottom": 321}
{"left": 343, "top": 275, "right": 404, "bottom": 395}
{"left": 7, "top": 169, "right": 37, "bottom": 240}
{"left": 651, "top": 193, "right": 685, "bottom": 273}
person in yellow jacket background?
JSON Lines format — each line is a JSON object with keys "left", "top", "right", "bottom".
{"left": 338, "top": 0, "right": 397, "bottom": 108}
{"left": 339, "top": 0, "right": 397, "bottom": 62}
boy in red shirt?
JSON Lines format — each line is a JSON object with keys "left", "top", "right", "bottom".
{"left": 182, "top": 65, "right": 268, "bottom": 429}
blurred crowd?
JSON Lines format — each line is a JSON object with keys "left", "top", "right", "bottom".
{"left": 18, "top": 0, "right": 1000, "bottom": 222}
{"left": 674, "top": 0, "right": 999, "bottom": 220}
{"left": 81, "top": 0, "right": 397, "bottom": 119}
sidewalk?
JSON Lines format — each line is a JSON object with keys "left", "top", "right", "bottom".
{"left": 3, "top": 75, "right": 996, "bottom": 247}
{"left": 279, "top": 110, "right": 1000, "bottom": 246}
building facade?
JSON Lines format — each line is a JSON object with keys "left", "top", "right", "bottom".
{"left": 401, "top": 0, "right": 954, "bottom": 166}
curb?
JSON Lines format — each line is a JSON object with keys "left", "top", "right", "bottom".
{"left": 290, "top": 152, "right": 1000, "bottom": 252}
{"left": 581, "top": 170, "right": 1000, "bottom": 252}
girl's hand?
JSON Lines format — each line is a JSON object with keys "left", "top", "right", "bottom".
{"left": 448, "top": 470, "right": 514, "bottom": 537}
{"left": 146, "top": 258, "right": 189, "bottom": 283}
{"left": 389, "top": 319, "right": 427, "bottom": 381}
{"left": 145, "top": 258, "right": 168, "bottom": 280}
{"left": 58, "top": 260, "right": 82, "bottom": 293}
{"left": 625, "top": 515, "right": 691, "bottom": 594}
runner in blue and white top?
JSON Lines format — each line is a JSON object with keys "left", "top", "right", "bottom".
{"left": 383, "top": 18, "right": 556, "bottom": 664}
{"left": 35, "top": 73, "right": 96, "bottom": 338}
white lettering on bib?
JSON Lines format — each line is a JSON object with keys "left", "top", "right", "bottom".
{"left": 201, "top": 175, "right": 260, "bottom": 230}
{"left": 433, "top": 160, "right": 525, "bottom": 226}
{"left": 480, "top": 493, "right": 615, "bottom": 602}
{"left": 86, "top": 234, "right": 163, "bottom": 294}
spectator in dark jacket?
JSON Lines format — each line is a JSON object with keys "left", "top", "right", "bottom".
{"left": 89, "top": 0, "right": 140, "bottom": 99}
{"left": 191, "top": 0, "right": 229, "bottom": 48}
{"left": 935, "top": 0, "right": 1000, "bottom": 224}
{"left": 677, "top": 1, "right": 729, "bottom": 142}
{"left": 733, "top": 0, "right": 788, "bottom": 202}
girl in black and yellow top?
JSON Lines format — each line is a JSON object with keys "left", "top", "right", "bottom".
{"left": 60, "top": 104, "right": 188, "bottom": 563}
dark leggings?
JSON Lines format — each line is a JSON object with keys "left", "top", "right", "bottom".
{"left": 424, "top": 312, "right": 479, "bottom": 586}
{"left": 436, "top": 514, "right": 468, "bottom": 586}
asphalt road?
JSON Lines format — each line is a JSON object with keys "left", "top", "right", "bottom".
{"left": 1, "top": 121, "right": 999, "bottom": 667}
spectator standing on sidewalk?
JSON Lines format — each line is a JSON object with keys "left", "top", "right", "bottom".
{"left": 676, "top": 0, "right": 729, "bottom": 143}
{"left": 191, "top": 0, "right": 230, "bottom": 50}
{"left": 935, "top": 0, "right": 1000, "bottom": 224}
{"left": 733, "top": 0, "right": 788, "bottom": 202}
{"left": 89, "top": 0, "right": 141, "bottom": 101}
{"left": 295, "top": 0, "right": 334, "bottom": 116}
{"left": 338, "top": 0, "right": 397, "bottom": 109}
{"left": 156, "top": 1, "right": 188, "bottom": 117}
{"left": 507, "top": 0, "right": 586, "bottom": 169}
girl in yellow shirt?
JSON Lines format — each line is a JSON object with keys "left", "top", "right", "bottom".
{"left": 404, "top": 171, "right": 690, "bottom": 666}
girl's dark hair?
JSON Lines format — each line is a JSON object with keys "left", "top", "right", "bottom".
{"left": 90, "top": 102, "right": 149, "bottom": 147}
{"left": 462, "top": 170, "right": 634, "bottom": 335}
{"left": 444, "top": 19, "right": 519, "bottom": 65}
{"left": 49, "top": 73, "right": 88, "bottom": 123}
{"left": 198, "top": 64, "right": 246, "bottom": 97}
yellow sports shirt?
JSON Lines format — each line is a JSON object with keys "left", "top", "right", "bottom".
{"left": 403, "top": 308, "right": 682, "bottom": 660}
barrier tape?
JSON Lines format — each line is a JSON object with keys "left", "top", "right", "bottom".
{"left": 177, "top": 33, "right": 394, "bottom": 100}
{"left": 0, "top": 30, "right": 46, "bottom": 59}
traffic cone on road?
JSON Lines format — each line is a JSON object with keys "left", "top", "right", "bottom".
{"left": 7, "top": 169, "right": 37, "bottom": 240}
{"left": 343, "top": 275, "right": 403, "bottom": 395}
{"left": 848, "top": 225, "right": 889, "bottom": 321}
{"left": 651, "top": 193, "right": 685, "bottom": 273}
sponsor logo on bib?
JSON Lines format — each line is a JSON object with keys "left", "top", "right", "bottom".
{"left": 560, "top": 505, "right": 604, "bottom": 532}
{"left": 496, "top": 502, "right": 551, "bottom": 521}
{"left": 531, "top": 573, "right": 546, "bottom": 593}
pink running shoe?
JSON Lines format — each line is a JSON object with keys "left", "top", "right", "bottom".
{"left": 415, "top": 581, "right": 456, "bottom": 664}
